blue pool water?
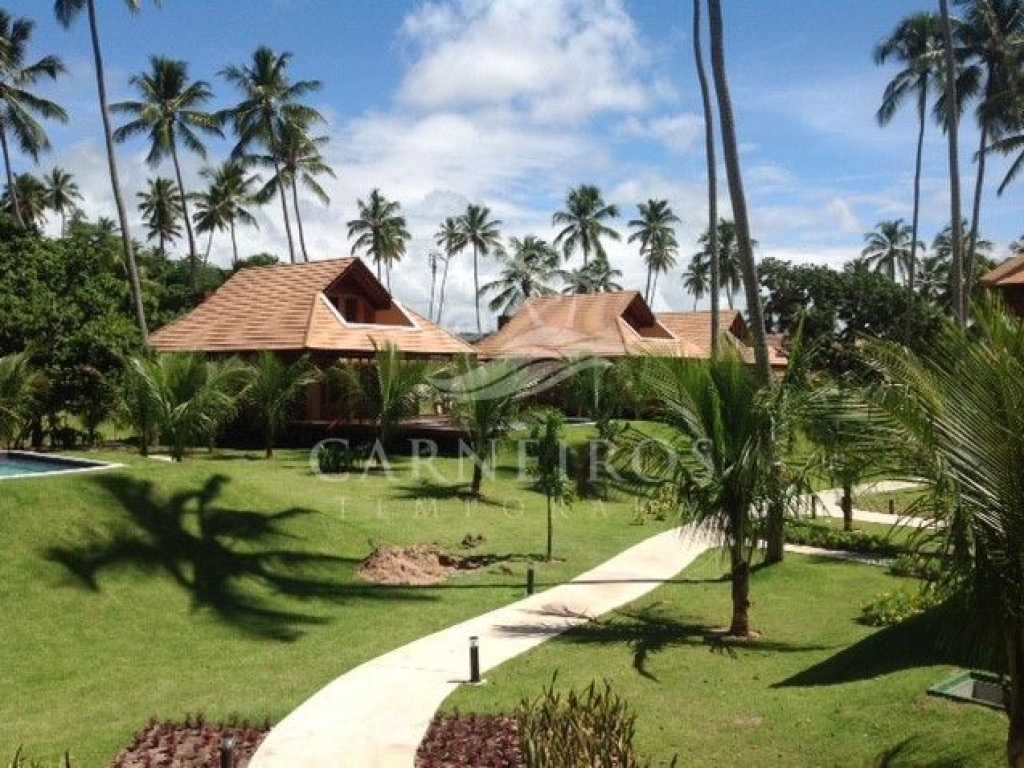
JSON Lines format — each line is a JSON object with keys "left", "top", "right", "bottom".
{"left": 0, "top": 452, "right": 111, "bottom": 478}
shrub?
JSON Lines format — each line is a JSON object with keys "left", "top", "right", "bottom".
{"left": 785, "top": 520, "right": 906, "bottom": 557}
{"left": 516, "top": 678, "right": 675, "bottom": 768}
{"left": 860, "top": 588, "right": 945, "bottom": 627}
{"left": 631, "top": 483, "right": 677, "bottom": 525}
{"left": 317, "top": 441, "right": 367, "bottom": 474}
{"left": 888, "top": 552, "right": 945, "bottom": 581}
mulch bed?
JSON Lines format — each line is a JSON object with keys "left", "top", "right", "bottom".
{"left": 416, "top": 713, "right": 523, "bottom": 768}
{"left": 110, "top": 717, "right": 269, "bottom": 767}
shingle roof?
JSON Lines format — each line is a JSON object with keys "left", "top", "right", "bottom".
{"left": 148, "top": 257, "right": 474, "bottom": 356}
{"left": 981, "top": 254, "right": 1024, "bottom": 287}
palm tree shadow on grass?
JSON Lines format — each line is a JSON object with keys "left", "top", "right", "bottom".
{"left": 43, "top": 474, "right": 434, "bottom": 641}
{"left": 494, "top": 602, "right": 830, "bottom": 682}
{"left": 871, "top": 735, "right": 995, "bottom": 768}
{"left": 390, "top": 480, "right": 506, "bottom": 507}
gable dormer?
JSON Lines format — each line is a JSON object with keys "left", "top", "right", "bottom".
{"left": 323, "top": 260, "right": 414, "bottom": 328}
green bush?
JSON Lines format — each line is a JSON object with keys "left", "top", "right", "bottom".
{"left": 317, "top": 441, "right": 365, "bottom": 474}
{"left": 785, "top": 520, "right": 906, "bottom": 557}
{"left": 860, "top": 589, "right": 945, "bottom": 627}
{"left": 516, "top": 678, "right": 675, "bottom": 768}
{"left": 888, "top": 552, "right": 945, "bottom": 581}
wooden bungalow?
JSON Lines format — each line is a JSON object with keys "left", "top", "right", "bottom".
{"left": 981, "top": 254, "right": 1024, "bottom": 315}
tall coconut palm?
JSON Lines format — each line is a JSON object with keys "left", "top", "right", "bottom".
{"left": 42, "top": 167, "right": 82, "bottom": 236}
{"left": 136, "top": 176, "right": 182, "bottom": 258}
{"left": 628, "top": 199, "right": 680, "bottom": 304}
{"left": 558, "top": 256, "right": 624, "bottom": 295}
{"left": 434, "top": 216, "right": 466, "bottom": 325}
{"left": 198, "top": 161, "right": 259, "bottom": 267}
{"left": 427, "top": 249, "right": 441, "bottom": 322}
{"left": 0, "top": 10, "right": 67, "bottom": 231}
{"left": 696, "top": 219, "right": 748, "bottom": 310}
{"left": 875, "top": 12, "right": 943, "bottom": 309}
{"left": 939, "top": 0, "right": 966, "bottom": 325}
{"left": 55, "top": 0, "right": 150, "bottom": 340}
{"left": 552, "top": 184, "right": 620, "bottom": 267}
{"left": 683, "top": 254, "right": 710, "bottom": 310}
{"left": 926, "top": 218, "right": 994, "bottom": 306}
{"left": 861, "top": 219, "right": 920, "bottom": 283}
{"left": 245, "top": 351, "right": 320, "bottom": 458}
{"left": 3, "top": 172, "right": 47, "bottom": 227}
{"left": 694, "top": 0, "right": 721, "bottom": 356}
{"left": 111, "top": 56, "right": 223, "bottom": 286}
{"left": 347, "top": 189, "right": 409, "bottom": 286}
{"left": 480, "top": 235, "right": 559, "bottom": 316}
{"left": 458, "top": 204, "right": 503, "bottom": 335}
{"left": 191, "top": 182, "right": 228, "bottom": 264}
{"left": 220, "top": 46, "right": 324, "bottom": 265}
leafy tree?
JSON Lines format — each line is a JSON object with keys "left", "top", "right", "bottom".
{"left": 347, "top": 189, "right": 410, "bottom": 289}
{"left": 112, "top": 56, "right": 222, "bottom": 286}
{"left": 246, "top": 351, "right": 320, "bottom": 458}
{"left": 434, "top": 217, "right": 465, "bottom": 325}
{"left": 55, "top": 0, "right": 152, "bottom": 341}
{"left": 458, "top": 204, "right": 502, "bottom": 335}
{"left": 0, "top": 350, "right": 44, "bottom": 447}
{"left": 861, "top": 219, "right": 920, "bottom": 284}
{"left": 628, "top": 199, "right": 679, "bottom": 304}
{"left": 137, "top": 177, "right": 182, "bottom": 258}
{"left": 220, "top": 46, "right": 324, "bottom": 264}
{"left": 42, "top": 167, "right": 82, "bottom": 236}
{"left": 0, "top": 10, "right": 67, "bottom": 231}
{"left": 528, "top": 408, "right": 574, "bottom": 561}
{"left": 552, "top": 184, "right": 620, "bottom": 267}
{"left": 480, "top": 235, "right": 558, "bottom": 316}
{"left": 2, "top": 172, "right": 47, "bottom": 228}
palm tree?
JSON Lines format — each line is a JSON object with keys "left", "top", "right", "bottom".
{"left": 458, "top": 204, "right": 503, "bottom": 335}
{"left": 428, "top": 249, "right": 441, "bottom": 322}
{"left": 861, "top": 219, "right": 919, "bottom": 283}
{"left": 0, "top": 10, "right": 67, "bottom": 230}
{"left": 112, "top": 56, "right": 223, "bottom": 286}
{"left": 137, "top": 177, "right": 183, "bottom": 258}
{"left": 347, "top": 189, "right": 410, "bottom": 287}
{"left": 528, "top": 408, "right": 573, "bottom": 561}
{"left": 220, "top": 47, "right": 324, "bottom": 265}
{"left": 558, "top": 256, "right": 624, "bottom": 295}
{"left": 55, "top": 0, "right": 150, "bottom": 341}
{"left": 0, "top": 351, "right": 44, "bottom": 448}
{"left": 939, "top": 0, "right": 966, "bottom": 325}
{"left": 926, "top": 218, "right": 994, "bottom": 306}
{"left": 875, "top": 12, "right": 943, "bottom": 309}
{"left": 480, "top": 235, "right": 559, "bottom": 316}
{"left": 696, "top": 219, "right": 748, "bottom": 309}
{"left": 628, "top": 199, "right": 680, "bottom": 304}
{"left": 252, "top": 118, "right": 334, "bottom": 262}
{"left": 42, "top": 167, "right": 82, "bottom": 236}
{"left": 245, "top": 351, "right": 320, "bottom": 458}
{"left": 207, "top": 161, "right": 259, "bottom": 267}
{"left": 682, "top": 254, "right": 710, "bottom": 310}
{"left": 3, "top": 172, "right": 47, "bottom": 227}
{"left": 694, "top": 0, "right": 721, "bottom": 356}
{"left": 434, "top": 217, "right": 466, "bottom": 325}
{"left": 552, "top": 184, "right": 620, "bottom": 267}
{"left": 191, "top": 182, "right": 228, "bottom": 264}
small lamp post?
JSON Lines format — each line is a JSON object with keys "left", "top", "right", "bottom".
{"left": 469, "top": 635, "right": 481, "bottom": 683}
{"left": 219, "top": 736, "right": 236, "bottom": 768}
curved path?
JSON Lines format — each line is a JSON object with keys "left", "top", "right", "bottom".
{"left": 250, "top": 480, "right": 924, "bottom": 768}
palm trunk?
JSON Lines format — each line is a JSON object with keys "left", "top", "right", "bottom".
{"left": 438, "top": 254, "right": 451, "bottom": 325}
{"left": 695, "top": 0, "right": 720, "bottom": 359}
{"left": 86, "top": 0, "right": 148, "bottom": 341}
{"left": 0, "top": 126, "right": 26, "bottom": 228}
{"left": 652, "top": 270, "right": 660, "bottom": 301}
{"left": 265, "top": 427, "right": 274, "bottom": 459}
{"left": 939, "top": 0, "right": 965, "bottom": 326}
{"left": 169, "top": 136, "right": 199, "bottom": 288}
{"left": 204, "top": 228, "right": 214, "bottom": 265}
{"left": 429, "top": 256, "right": 437, "bottom": 321}
{"left": 964, "top": 110, "right": 990, "bottom": 307}
{"left": 841, "top": 480, "right": 854, "bottom": 532}
{"left": 546, "top": 494, "right": 553, "bottom": 561}
{"left": 229, "top": 219, "right": 239, "bottom": 267}
{"left": 290, "top": 176, "right": 310, "bottom": 262}
{"left": 909, "top": 86, "right": 926, "bottom": 307}
{"left": 158, "top": 232, "right": 165, "bottom": 259}
{"left": 473, "top": 244, "right": 482, "bottom": 335}
{"left": 728, "top": 545, "right": 751, "bottom": 637}
{"left": 708, "top": 0, "right": 770, "bottom": 383}
{"left": 1006, "top": 622, "right": 1024, "bottom": 768}
{"left": 644, "top": 264, "right": 652, "bottom": 304}
{"left": 471, "top": 462, "right": 483, "bottom": 497}
{"left": 273, "top": 158, "right": 296, "bottom": 264}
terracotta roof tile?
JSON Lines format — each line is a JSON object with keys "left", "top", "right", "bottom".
{"left": 981, "top": 254, "right": 1024, "bottom": 287}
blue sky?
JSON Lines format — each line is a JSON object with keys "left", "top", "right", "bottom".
{"left": 11, "top": 0, "right": 1021, "bottom": 329}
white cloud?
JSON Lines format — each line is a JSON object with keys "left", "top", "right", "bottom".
{"left": 620, "top": 113, "right": 703, "bottom": 155}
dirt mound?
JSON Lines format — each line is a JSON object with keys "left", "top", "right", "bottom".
{"left": 358, "top": 544, "right": 478, "bottom": 586}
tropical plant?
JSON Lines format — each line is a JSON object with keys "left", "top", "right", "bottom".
{"left": 628, "top": 199, "right": 679, "bottom": 304}
{"left": 480, "top": 235, "right": 559, "bottom": 316}
{"left": 434, "top": 217, "right": 466, "bottom": 325}
{"left": 694, "top": 0, "right": 721, "bottom": 356}
{"left": 198, "top": 161, "right": 260, "bottom": 267}
{"left": 0, "top": 10, "right": 67, "bottom": 231}
{"left": 121, "top": 353, "right": 250, "bottom": 461}
{"left": 0, "top": 351, "right": 44, "bottom": 448}
{"left": 552, "top": 184, "right": 620, "bottom": 267}
{"left": 220, "top": 46, "right": 324, "bottom": 264}
{"left": 427, "top": 249, "right": 442, "bottom": 322}
{"left": 246, "top": 351, "right": 320, "bottom": 458}
{"left": 458, "top": 204, "right": 503, "bottom": 335}
{"left": 55, "top": 0, "right": 150, "bottom": 341}
{"left": 347, "top": 189, "right": 410, "bottom": 289}
{"left": 42, "top": 167, "right": 82, "bottom": 236}
{"left": 923, "top": 219, "right": 994, "bottom": 307}
{"left": 111, "top": 55, "right": 223, "bottom": 285}
{"left": 861, "top": 219, "right": 920, "bottom": 284}
{"left": 939, "top": 0, "right": 966, "bottom": 324}
{"left": 527, "top": 408, "right": 574, "bottom": 561}
{"left": 119, "top": 352, "right": 158, "bottom": 456}
{"left": 874, "top": 11, "right": 943, "bottom": 305}
{"left": 136, "top": 177, "right": 183, "bottom": 258}
{"left": 2, "top": 172, "right": 47, "bottom": 227}
{"left": 682, "top": 253, "right": 710, "bottom": 310}
{"left": 694, "top": 220, "right": 749, "bottom": 309}
{"left": 190, "top": 182, "right": 228, "bottom": 264}
{"left": 558, "top": 256, "right": 623, "bottom": 295}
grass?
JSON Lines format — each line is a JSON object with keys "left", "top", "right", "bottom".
{"left": 442, "top": 552, "right": 1005, "bottom": 767}
{"left": 2, "top": 430, "right": 672, "bottom": 765}
{"left": 856, "top": 487, "right": 930, "bottom": 518}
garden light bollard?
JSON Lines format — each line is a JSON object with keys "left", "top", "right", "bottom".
{"left": 526, "top": 566, "right": 535, "bottom": 595}
{"left": 889, "top": 498, "right": 895, "bottom": 516}
{"left": 220, "top": 736, "right": 235, "bottom": 768}
{"left": 469, "top": 635, "right": 481, "bottom": 683}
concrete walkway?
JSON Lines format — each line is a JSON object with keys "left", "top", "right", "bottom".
{"left": 811, "top": 480, "right": 932, "bottom": 528}
{"left": 250, "top": 479, "right": 927, "bottom": 768}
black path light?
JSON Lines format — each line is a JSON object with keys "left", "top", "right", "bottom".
{"left": 219, "top": 735, "right": 236, "bottom": 768}
{"left": 526, "top": 566, "right": 535, "bottom": 596}
{"left": 469, "top": 635, "right": 481, "bottom": 684}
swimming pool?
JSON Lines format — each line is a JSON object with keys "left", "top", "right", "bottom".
{"left": 0, "top": 451, "right": 120, "bottom": 479}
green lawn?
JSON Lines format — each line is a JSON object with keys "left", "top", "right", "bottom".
{"left": 2, "top": 435, "right": 672, "bottom": 765}
{"left": 856, "top": 487, "right": 930, "bottom": 518}
{"left": 443, "top": 552, "right": 1004, "bottom": 767}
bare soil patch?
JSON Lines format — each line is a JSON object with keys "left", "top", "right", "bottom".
{"left": 357, "top": 544, "right": 495, "bottom": 586}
